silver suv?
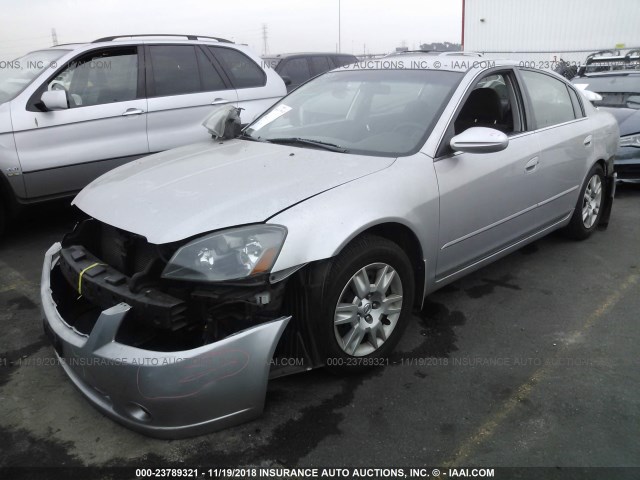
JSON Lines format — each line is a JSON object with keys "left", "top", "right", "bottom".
{"left": 0, "top": 34, "right": 286, "bottom": 235}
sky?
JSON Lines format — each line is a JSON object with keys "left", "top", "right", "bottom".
{"left": 0, "top": 0, "right": 462, "bottom": 59}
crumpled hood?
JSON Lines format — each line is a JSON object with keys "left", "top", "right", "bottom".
{"left": 599, "top": 107, "right": 640, "bottom": 136}
{"left": 74, "top": 139, "right": 395, "bottom": 244}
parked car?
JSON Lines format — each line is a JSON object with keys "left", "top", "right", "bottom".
{"left": 41, "top": 56, "right": 618, "bottom": 438}
{"left": 572, "top": 51, "right": 640, "bottom": 181}
{"left": 0, "top": 34, "right": 286, "bottom": 236}
{"left": 261, "top": 52, "right": 358, "bottom": 91}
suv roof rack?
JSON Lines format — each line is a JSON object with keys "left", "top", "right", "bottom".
{"left": 576, "top": 48, "right": 640, "bottom": 76}
{"left": 92, "top": 34, "right": 233, "bottom": 44}
{"left": 585, "top": 50, "right": 620, "bottom": 63}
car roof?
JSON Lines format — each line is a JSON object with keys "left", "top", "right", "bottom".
{"left": 342, "top": 54, "right": 516, "bottom": 73}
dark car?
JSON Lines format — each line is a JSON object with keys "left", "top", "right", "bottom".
{"left": 572, "top": 71, "right": 640, "bottom": 181}
{"left": 262, "top": 52, "right": 358, "bottom": 91}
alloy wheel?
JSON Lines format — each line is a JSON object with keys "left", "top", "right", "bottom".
{"left": 333, "top": 262, "right": 404, "bottom": 357}
{"left": 582, "top": 174, "right": 602, "bottom": 229}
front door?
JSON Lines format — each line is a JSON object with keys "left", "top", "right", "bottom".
{"left": 434, "top": 70, "right": 542, "bottom": 281}
{"left": 12, "top": 46, "right": 148, "bottom": 198}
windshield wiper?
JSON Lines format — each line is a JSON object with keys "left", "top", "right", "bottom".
{"left": 266, "top": 137, "right": 348, "bottom": 152}
{"left": 237, "top": 132, "right": 266, "bottom": 142}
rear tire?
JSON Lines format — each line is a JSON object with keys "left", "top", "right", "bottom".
{"left": 564, "top": 164, "right": 605, "bottom": 240}
{"left": 312, "top": 234, "right": 415, "bottom": 374}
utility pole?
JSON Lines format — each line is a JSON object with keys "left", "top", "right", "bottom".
{"left": 338, "top": 0, "right": 341, "bottom": 53}
{"left": 51, "top": 28, "right": 58, "bottom": 46}
{"left": 261, "top": 24, "right": 268, "bottom": 56}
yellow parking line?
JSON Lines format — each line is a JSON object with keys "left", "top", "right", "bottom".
{"left": 443, "top": 272, "right": 639, "bottom": 467}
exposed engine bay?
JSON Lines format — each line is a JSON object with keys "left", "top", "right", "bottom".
{"left": 51, "top": 218, "right": 317, "bottom": 376}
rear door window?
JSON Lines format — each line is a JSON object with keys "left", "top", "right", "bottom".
{"left": 149, "top": 45, "right": 201, "bottom": 96}
{"left": 195, "top": 48, "right": 227, "bottom": 92}
{"left": 279, "top": 58, "right": 311, "bottom": 85}
{"left": 520, "top": 69, "right": 576, "bottom": 129}
{"left": 309, "top": 56, "right": 332, "bottom": 76}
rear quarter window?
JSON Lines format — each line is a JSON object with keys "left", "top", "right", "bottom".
{"left": 567, "top": 86, "right": 585, "bottom": 118}
{"left": 210, "top": 47, "right": 266, "bottom": 89}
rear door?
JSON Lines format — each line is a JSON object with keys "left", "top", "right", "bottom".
{"left": 517, "top": 69, "right": 591, "bottom": 224}
{"left": 434, "top": 69, "right": 543, "bottom": 281}
{"left": 145, "top": 44, "right": 238, "bottom": 153}
{"left": 12, "top": 46, "right": 148, "bottom": 198}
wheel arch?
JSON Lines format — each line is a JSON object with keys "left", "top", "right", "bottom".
{"left": 592, "top": 157, "right": 615, "bottom": 230}
{"left": 594, "top": 158, "right": 608, "bottom": 176}
{"left": 335, "top": 222, "right": 426, "bottom": 311}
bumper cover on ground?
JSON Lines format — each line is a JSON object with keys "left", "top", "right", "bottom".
{"left": 41, "top": 243, "right": 290, "bottom": 439}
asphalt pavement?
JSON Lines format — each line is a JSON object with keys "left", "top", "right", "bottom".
{"left": 0, "top": 185, "right": 639, "bottom": 477}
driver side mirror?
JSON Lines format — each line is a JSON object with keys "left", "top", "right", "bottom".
{"left": 40, "top": 90, "right": 68, "bottom": 111}
{"left": 580, "top": 89, "right": 603, "bottom": 102}
{"left": 450, "top": 127, "right": 509, "bottom": 154}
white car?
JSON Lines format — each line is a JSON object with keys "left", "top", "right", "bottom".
{"left": 0, "top": 34, "right": 286, "bottom": 235}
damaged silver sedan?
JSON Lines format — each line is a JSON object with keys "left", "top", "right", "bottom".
{"left": 41, "top": 57, "right": 619, "bottom": 438}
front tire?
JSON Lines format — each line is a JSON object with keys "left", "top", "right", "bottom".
{"left": 313, "top": 234, "right": 415, "bottom": 374}
{"left": 565, "top": 164, "right": 605, "bottom": 240}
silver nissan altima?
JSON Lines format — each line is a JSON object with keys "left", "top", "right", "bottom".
{"left": 41, "top": 56, "right": 619, "bottom": 438}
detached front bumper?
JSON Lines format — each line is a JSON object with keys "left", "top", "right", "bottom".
{"left": 41, "top": 243, "right": 290, "bottom": 439}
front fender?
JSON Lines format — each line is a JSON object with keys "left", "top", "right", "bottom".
{"left": 0, "top": 102, "right": 26, "bottom": 200}
{"left": 268, "top": 152, "right": 439, "bottom": 287}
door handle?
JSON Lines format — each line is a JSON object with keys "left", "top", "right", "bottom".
{"left": 211, "top": 98, "right": 230, "bottom": 105}
{"left": 122, "top": 108, "right": 145, "bottom": 116}
{"left": 525, "top": 156, "right": 539, "bottom": 173}
{"left": 583, "top": 135, "right": 593, "bottom": 147}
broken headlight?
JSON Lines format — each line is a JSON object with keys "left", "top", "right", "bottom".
{"left": 162, "top": 225, "right": 287, "bottom": 282}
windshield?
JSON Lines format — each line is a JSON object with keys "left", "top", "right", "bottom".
{"left": 244, "top": 69, "right": 463, "bottom": 156}
{"left": 0, "top": 49, "right": 69, "bottom": 104}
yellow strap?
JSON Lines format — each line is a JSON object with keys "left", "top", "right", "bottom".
{"left": 77, "top": 262, "right": 104, "bottom": 297}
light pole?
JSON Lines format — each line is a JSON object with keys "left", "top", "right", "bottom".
{"left": 338, "top": 0, "right": 341, "bottom": 53}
